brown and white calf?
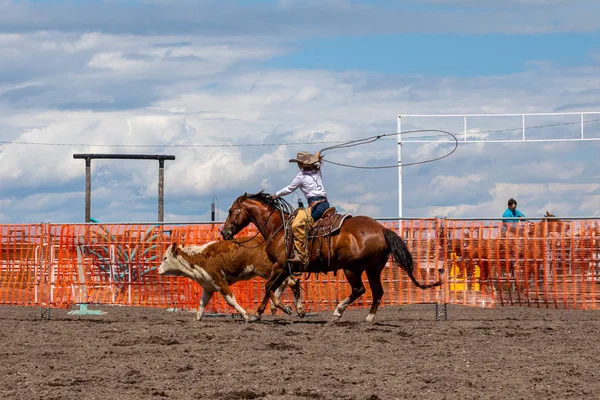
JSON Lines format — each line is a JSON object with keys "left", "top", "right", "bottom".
{"left": 158, "top": 236, "right": 304, "bottom": 322}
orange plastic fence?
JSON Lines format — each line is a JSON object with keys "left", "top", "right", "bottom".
{"left": 1, "top": 219, "right": 599, "bottom": 312}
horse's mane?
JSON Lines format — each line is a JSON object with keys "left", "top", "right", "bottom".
{"left": 246, "top": 191, "right": 276, "bottom": 207}
{"left": 246, "top": 190, "right": 295, "bottom": 215}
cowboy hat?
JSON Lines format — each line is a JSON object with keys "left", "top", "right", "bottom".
{"left": 289, "top": 151, "right": 319, "bottom": 165}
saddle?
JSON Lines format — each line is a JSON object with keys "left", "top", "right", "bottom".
{"left": 283, "top": 207, "right": 352, "bottom": 271}
{"left": 308, "top": 207, "right": 352, "bottom": 239}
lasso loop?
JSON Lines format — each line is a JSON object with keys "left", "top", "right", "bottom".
{"left": 319, "top": 129, "right": 458, "bottom": 169}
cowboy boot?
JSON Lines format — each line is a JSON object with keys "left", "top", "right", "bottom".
{"left": 288, "top": 250, "right": 303, "bottom": 264}
{"left": 288, "top": 250, "right": 304, "bottom": 271}
{"left": 287, "top": 251, "right": 308, "bottom": 272}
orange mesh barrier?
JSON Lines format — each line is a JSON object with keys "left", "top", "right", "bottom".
{"left": 439, "top": 219, "right": 600, "bottom": 309}
{"left": 0, "top": 224, "right": 46, "bottom": 306}
{"left": 1, "top": 220, "right": 599, "bottom": 312}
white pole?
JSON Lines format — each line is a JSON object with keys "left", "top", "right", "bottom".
{"left": 397, "top": 116, "right": 403, "bottom": 218}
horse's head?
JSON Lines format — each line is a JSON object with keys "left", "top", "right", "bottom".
{"left": 544, "top": 210, "right": 570, "bottom": 234}
{"left": 221, "top": 193, "right": 252, "bottom": 240}
{"left": 221, "top": 191, "right": 288, "bottom": 240}
{"left": 525, "top": 211, "right": 570, "bottom": 237}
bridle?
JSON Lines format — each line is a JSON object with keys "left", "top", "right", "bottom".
{"left": 227, "top": 196, "right": 303, "bottom": 294}
{"left": 227, "top": 197, "right": 288, "bottom": 249}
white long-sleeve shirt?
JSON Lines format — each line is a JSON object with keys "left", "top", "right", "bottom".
{"left": 275, "top": 170, "right": 327, "bottom": 200}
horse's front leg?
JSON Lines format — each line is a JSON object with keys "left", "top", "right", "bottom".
{"left": 249, "top": 264, "right": 291, "bottom": 322}
{"left": 269, "top": 275, "right": 305, "bottom": 318}
{"left": 270, "top": 281, "right": 286, "bottom": 315}
{"left": 288, "top": 274, "right": 306, "bottom": 318}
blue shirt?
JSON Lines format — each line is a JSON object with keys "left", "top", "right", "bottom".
{"left": 502, "top": 208, "right": 525, "bottom": 223}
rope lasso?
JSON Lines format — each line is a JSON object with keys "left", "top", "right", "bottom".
{"left": 318, "top": 129, "right": 458, "bottom": 169}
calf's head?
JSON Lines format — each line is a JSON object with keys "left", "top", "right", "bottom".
{"left": 158, "top": 243, "right": 185, "bottom": 277}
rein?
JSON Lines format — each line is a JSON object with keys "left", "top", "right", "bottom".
{"left": 229, "top": 196, "right": 299, "bottom": 293}
{"left": 231, "top": 197, "right": 294, "bottom": 250}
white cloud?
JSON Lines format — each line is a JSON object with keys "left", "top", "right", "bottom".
{"left": 431, "top": 174, "right": 486, "bottom": 193}
{"left": 0, "top": 6, "right": 599, "bottom": 223}
{"left": 2, "top": 56, "right": 600, "bottom": 222}
{"left": 88, "top": 52, "right": 148, "bottom": 71}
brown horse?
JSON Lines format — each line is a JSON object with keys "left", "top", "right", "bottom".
{"left": 438, "top": 212, "right": 571, "bottom": 302}
{"left": 220, "top": 192, "right": 443, "bottom": 323}
{"left": 522, "top": 211, "right": 570, "bottom": 238}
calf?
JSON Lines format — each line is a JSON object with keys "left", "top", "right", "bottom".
{"left": 158, "top": 236, "right": 304, "bottom": 322}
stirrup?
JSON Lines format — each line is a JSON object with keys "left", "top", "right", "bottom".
{"left": 287, "top": 252, "right": 307, "bottom": 272}
{"left": 288, "top": 250, "right": 304, "bottom": 263}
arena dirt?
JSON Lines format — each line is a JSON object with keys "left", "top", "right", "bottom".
{"left": 1, "top": 304, "right": 600, "bottom": 400}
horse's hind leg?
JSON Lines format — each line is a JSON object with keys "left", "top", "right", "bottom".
{"left": 332, "top": 269, "right": 366, "bottom": 322}
{"left": 364, "top": 259, "right": 388, "bottom": 323}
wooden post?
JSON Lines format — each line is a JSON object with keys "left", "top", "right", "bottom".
{"left": 85, "top": 157, "right": 91, "bottom": 223}
{"left": 73, "top": 154, "right": 175, "bottom": 222}
{"left": 158, "top": 159, "right": 165, "bottom": 222}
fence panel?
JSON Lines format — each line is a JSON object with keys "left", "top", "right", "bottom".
{"left": 0, "top": 224, "right": 46, "bottom": 306}
{"left": 439, "top": 219, "right": 600, "bottom": 309}
{"left": 1, "top": 220, "right": 598, "bottom": 312}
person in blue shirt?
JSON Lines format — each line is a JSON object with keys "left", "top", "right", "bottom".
{"left": 502, "top": 198, "right": 526, "bottom": 225}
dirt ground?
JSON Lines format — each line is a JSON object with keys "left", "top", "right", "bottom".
{"left": 1, "top": 304, "right": 600, "bottom": 400}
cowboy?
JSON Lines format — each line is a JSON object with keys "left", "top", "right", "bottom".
{"left": 273, "top": 150, "right": 330, "bottom": 271}
{"left": 502, "top": 198, "right": 526, "bottom": 232}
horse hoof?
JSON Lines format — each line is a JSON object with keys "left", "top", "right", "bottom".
{"left": 248, "top": 314, "right": 261, "bottom": 323}
{"left": 282, "top": 305, "right": 293, "bottom": 316}
{"left": 270, "top": 307, "right": 277, "bottom": 315}
{"left": 297, "top": 309, "right": 306, "bottom": 318}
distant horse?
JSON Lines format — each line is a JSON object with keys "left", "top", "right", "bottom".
{"left": 522, "top": 211, "right": 570, "bottom": 238}
{"left": 158, "top": 235, "right": 304, "bottom": 322}
{"left": 436, "top": 224, "right": 497, "bottom": 294}
{"left": 438, "top": 211, "right": 570, "bottom": 302}
{"left": 573, "top": 221, "right": 600, "bottom": 274}
{"left": 220, "top": 192, "right": 443, "bottom": 323}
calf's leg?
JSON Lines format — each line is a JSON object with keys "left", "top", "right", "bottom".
{"left": 197, "top": 289, "right": 214, "bottom": 321}
{"left": 219, "top": 285, "right": 251, "bottom": 322}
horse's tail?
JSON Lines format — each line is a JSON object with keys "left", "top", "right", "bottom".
{"left": 383, "top": 229, "right": 444, "bottom": 289}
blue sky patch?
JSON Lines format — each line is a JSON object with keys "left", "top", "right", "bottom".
{"left": 267, "top": 33, "right": 598, "bottom": 76}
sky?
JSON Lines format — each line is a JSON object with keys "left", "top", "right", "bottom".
{"left": 0, "top": 0, "right": 599, "bottom": 223}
